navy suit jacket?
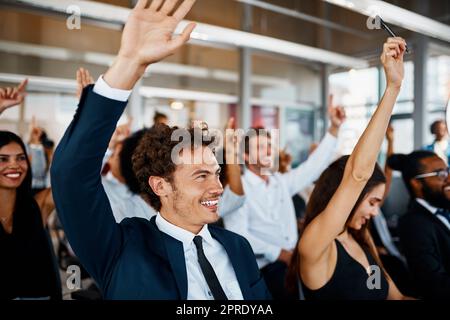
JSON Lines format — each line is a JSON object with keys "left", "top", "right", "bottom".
{"left": 51, "top": 86, "right": 271, "bottom": 300}
{"left": 399, "top": 200, "right": 450, "bottom": 299}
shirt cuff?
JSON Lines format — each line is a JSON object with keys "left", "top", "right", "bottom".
{"left": 93, "top": 75, "right": 132, "bottom": 102}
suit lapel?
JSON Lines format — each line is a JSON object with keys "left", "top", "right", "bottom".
{"left": 412, "top": 201, "right": 450, "bottom": 236}
{"left": 209, "top": 228, "right": 252, "bottom": 299}
{"left": 148, "top": 217, "right": 188, "bottom": 300}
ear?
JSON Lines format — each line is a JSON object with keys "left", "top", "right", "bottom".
{"left": 409, "top": 178, "right": 422, "bottom": 195}
{"left": 148, "top": 176, "right": 172, "bottom": 197}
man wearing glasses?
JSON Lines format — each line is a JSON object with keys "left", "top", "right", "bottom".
{"left": 387, "top": 150, "right": 450, "bottom": 299}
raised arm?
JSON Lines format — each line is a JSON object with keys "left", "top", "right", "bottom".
{"left": 383, "top": 124, "right": 394, "bottom": 202}
{"left": 224, "top": 117, "right": 244, "bottom": 196}
{"left": 299, "top": 37, "right": 406, "bottom": 263}
{"left": 51, "top": 0, "right": 196, "bottom": 287}
{"left": 0, "top": 79, "right": 27, "bottom": 116}
{"left": 281, "top": 96, "right": 345, "bottom": 195}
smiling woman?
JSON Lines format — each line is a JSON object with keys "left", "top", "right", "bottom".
{"left": 0, "top": 131, "right": 61, "bottom": 300}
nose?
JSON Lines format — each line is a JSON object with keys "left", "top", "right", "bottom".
{"left": 209, "top": 177, "right": 224, "bottom": 196}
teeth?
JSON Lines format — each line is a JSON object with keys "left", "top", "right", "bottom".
{"left": 201, "top": 200, "right": 219, "bottom": 207}
{"left": 5, "top": 173, "right": 20, "bottom": 178}
{"left": 445, "top": 186, "right": 450, "bottom": 191}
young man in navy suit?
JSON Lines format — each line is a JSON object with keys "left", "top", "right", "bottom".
{"left": 51, "top": 0, "right": 271, "bottom": 300}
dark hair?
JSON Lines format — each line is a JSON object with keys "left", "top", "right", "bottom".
{"left": 430, "top": 119, "right": 445, "bottom": 135}
{"left": 387, "top": 150, "right": 437, "bottom": 196}
{"left": 119, "top": 128, "right": 149, "bottom": 194}
{"left": 132, "top": 124, "right": 216, "bottom": 211}
{"left": 243, "top": 127, "right": 270, "bottom": 155}
{"left": 39, "top": 129, "right": 55, "bottom": 149}
{"left": 153, "top": 112, "right": 167, "bottom": 124}
{"left": 286, "top": 155, "right": 387, "bottom": 294}
{"left": 0, "top": 131, "right": 33, "bottom": 198}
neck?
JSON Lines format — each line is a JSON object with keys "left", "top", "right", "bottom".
{"left": 337, "top": 228, "right": 351, "bottom": 242}
{"left": 159, "top": 207, "right": 203, "bottom": 234}
{"left": 246, "top": 164, "right": 270, "bottom": 183}
{"left": 0, "top": 188, "right": 16, "bottom": 220}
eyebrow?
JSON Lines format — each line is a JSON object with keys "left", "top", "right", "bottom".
{"left": 0, "top": 153, "right": 26, "bottom": 157}
{"left": 371, "top": 197, "right": 383, "bottom": 202}
{"left": 191, "top": 167, "right": 221, "bottom": 176}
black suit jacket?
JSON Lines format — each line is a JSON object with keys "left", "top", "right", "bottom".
{"left": 398, "top": 200, "right": 450, "bottom": 299}
{"left": 51, "top": 86, "right": 271, "bottom": 300}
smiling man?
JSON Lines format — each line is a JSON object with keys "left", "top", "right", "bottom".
{"left": 388, "top": 151, "right": 450, "bottom": 299}
{"left": 51, "top": 0, "right": 270, "bottom": 300}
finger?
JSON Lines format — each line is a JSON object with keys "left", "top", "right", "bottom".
{"left": 327, "top": 93, "right": 334, "bottom": 108}
{"left": 31, "top": 115, "right": 37, "bottom": 128}
{"left": 168, "top": 22, "right": 196, "bottom": 51}
{"left": 173, "top": 0, "right": 196, "bottom": 21}
{"left": 159, "top": 0, "right": 177, "bottom": 14}
{"left": 17, "top": 78, "right": 28, "bottom": 92}
{"left": 149, "top": 0, "right": 163, "bottom": 11}
{"left": 385, "top": 42, "right": 401, "bottom": 56}
{"left": 11, "top": 87, "right": 18, "bottom": 100}
{"left": 76, "top": 69, "right": 82, "bottom": 85}
{"left": 5, "top": 87, "right": 12, "bottom": 97}
{"left": 135, "top": 0, "right": 148, "bottom": 9}
{"left": 0, "top": 88, "right": 5, "bottom": 97}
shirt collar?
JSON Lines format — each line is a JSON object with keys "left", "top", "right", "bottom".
{"left": 415, "top": 198, "right": 439, "bottom": 214}
{"left": 244, "top": 167, "right": 273, "bottom": 186}
{"left": 155, "top": 213, "right": 214, "bottom": 253}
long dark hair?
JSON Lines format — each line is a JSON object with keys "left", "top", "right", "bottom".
{"left": 0, "top": 131, "right": 33, "bottom": 199}
{"left": 286, "top": 155, "right": 387, "bottom": 294}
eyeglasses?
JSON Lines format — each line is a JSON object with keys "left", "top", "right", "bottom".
{"left": 414, "top": 167, "right": 450, "bottom": 180}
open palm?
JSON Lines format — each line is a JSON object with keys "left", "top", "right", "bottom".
{"left": 119, "top": 0, "right": 196, "bottom": 66}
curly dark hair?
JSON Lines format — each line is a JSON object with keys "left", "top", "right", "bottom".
{"left": 119, "top": 128, "right": 150, "bottom": 194}
{"left": 132, "top": 123, "right": 217, "bottom": 211}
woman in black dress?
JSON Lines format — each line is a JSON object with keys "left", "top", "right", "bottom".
{"left": 0, "top": 131, "right": 61, "bottom": 299}
{"left": 287, "top": 38, "right": 413, "bottom": 300}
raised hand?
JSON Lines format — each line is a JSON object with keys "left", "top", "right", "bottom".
{"left": 29, "top": 116, "right": 43, "bottom": 144}
{"left": 224, "top": 117, "right": 240, "bottom": 164}
{"left": 76, "top": 68, "right": 94, "bottom": 99}
{"left": 104, "top": 0, "right": 197, "bottom": 90}
{"left": 0, "top": 79, "right": 28, "bottom": 115}
{"left": 381, "top": 37, "right": 406, "bottom": 89}
{"left": 327, "top": 94, "right": 346, "bottom": 137}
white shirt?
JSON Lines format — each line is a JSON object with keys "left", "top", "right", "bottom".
{"left": 155, "top": 214, "right": 244, "bottom": 300}
{"left": 416, "top": 198, "right": 450, "bottom": 230}
{"left": 434, "top": 139, "right": 449, "bottom": 165}
{"left": 218, "top": 185, "right": 245, "bottom": 218}
{"left": 102, "top": 172, "right": 156, "bottom": 223}
{"left": 223, "top": 133, "right": 337, "bottom": 268}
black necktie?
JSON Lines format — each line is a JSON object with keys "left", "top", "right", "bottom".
{"left": 436, "top": 208, "right": 450, "bottom": 225}
{"left": 193, "top": 236, "right": 228, "bottom": 300}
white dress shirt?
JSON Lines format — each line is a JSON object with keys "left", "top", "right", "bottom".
{"left": 416, "top": 198, "right": 450, "bottom": 230}
{"left": 102, "top": 172, "right": 156, "bottom": 223}
{"left": 155, "top": 213, "right": 244, "bottom": 300}
{"left": 218, "top": 185, "right": 245, "bottom": 218}
{"left": 223, "top": 133, "right": 337, "bottom": 268}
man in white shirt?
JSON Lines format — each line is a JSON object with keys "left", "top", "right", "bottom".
{"left": 223, "top": 106, "right": 345, "bottom": 299}
{"left": 51, "top": 0, "right": 270, "bottom": 300}
{"left": 424, "top": 119, "right": 450, "bottom": 165}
